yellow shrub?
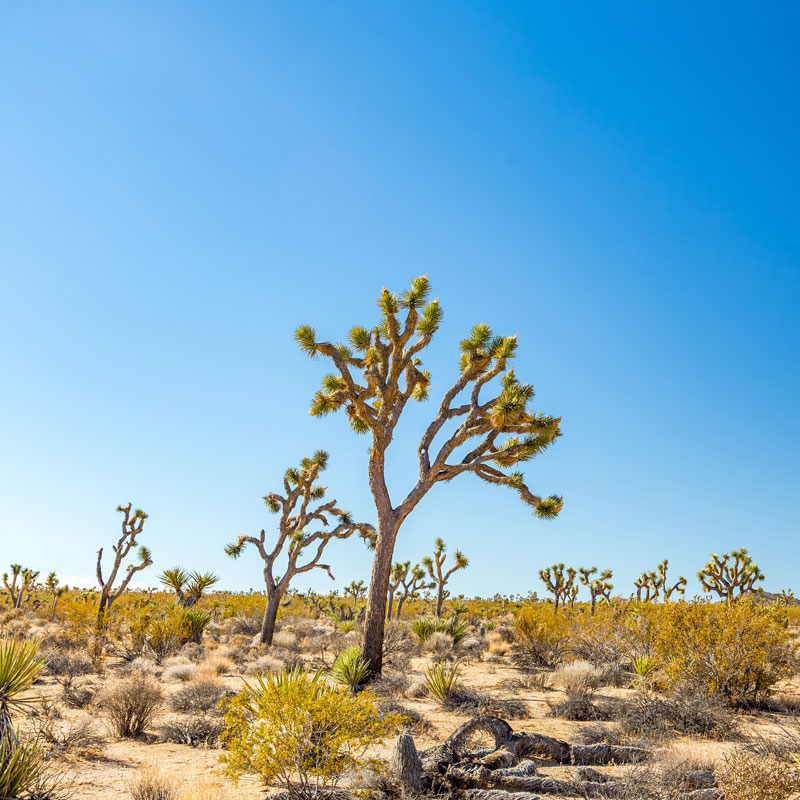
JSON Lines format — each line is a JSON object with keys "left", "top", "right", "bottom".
{"left": 513, "top": 605, "right": 571, "bottom": 668}
{"left": 653, "top": 600, "right": 799, "bottom": 706}
{"left": 220, "top": 668, "right": 400, "bottom": 795}
{"left": 717, "top": 749, "right": 799, "bottom": 800}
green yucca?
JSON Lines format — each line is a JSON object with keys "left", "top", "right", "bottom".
{"left": 631, "top": 654, "right": 659, "bottom": 686}
{"left": 423, "top": 662, "right": 460, "bottom": 702}
{"left": 330, "top": 647, "right": 370, "bottom": 691}
{"left": 0, "top": 637, "right": 44, "bottom": 746}
{"left": 0, "top": 738, "right": 47, "bottom": 798}
{"left": 182, "top": 608, "right": 212, "bottom": 644}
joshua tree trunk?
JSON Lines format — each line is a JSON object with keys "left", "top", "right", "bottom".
{"left": 436, "top": 585, "right": 445, "bottom": 617}
{"left": 260, "top": 585, "right": 283, "bottom": 646}
{"left": 387, "top": 587, "right": 396, "bottom": 621}
{"left": 394, "top": 595, "right": 406, "bottom": 620}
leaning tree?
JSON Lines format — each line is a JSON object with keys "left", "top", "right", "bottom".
{"left": 697, "top": 548, "right": 764, "bottom": 602}
{"left": 423, "top": 538, "right": 469, "bottom": 617}
{"left": 295, "top": 276, "right": 562, "bottom": 677}
{"left": 225, "top": 451, "right": 375, "bottom": 646}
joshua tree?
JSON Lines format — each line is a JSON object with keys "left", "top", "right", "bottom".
{"left": 94, "top": 504, "right": 152, "bottom": 662}
{"left": 159, "top": 567, "right": 220, "bottom": 607}
{"left": 394, "top": 563, "right": 433, "bottom": 620}
{"left": 538, "top": 563, "right": 576, "bottom": 614}
{"left": 423, "top": 538, "right": 469, "bottom": 617}
{"left": 578, "top": 566, "right": 614, "bottom": 614}
{"left": 296, "top": 276, "right": 562, "bottom": 677}
{"left": 387, "top": 561, "right": 410, "bottom": 620}
{"left": 633, "top": 568, "right": 661, "bottom": 602}
{"left": 225, "top": 451, "right": 375, "bottom": 646}
{"left": 656, "top": 559, "right": 687, "bottom": 602}
{"left": 2, "top": 566, "right": 39, "bottom": 609}
{"left": 344, "top": 580, "right": 367, "bottom": 602}
{"left": 697, "top": 548, "right": 764, "bottom": 602}
{"left": 44, "top": 572, "right": 66, "bottom": 619}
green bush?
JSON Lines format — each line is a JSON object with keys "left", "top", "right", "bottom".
{"left": 330, "top": 646, "right": 370, "bottom": 690}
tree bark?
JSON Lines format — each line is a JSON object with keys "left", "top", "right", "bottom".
{"left": 436, "top": 584, "right": 445, "bottom": 617}
{"left": 386, "top": 587, "right": 395, "bottom": 621}
{"left": 260, "top": 588, "right": 282, "bottom": 646}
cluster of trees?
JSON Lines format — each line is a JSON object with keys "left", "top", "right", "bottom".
{"left": 538, "top": 549, "right": 765, "bottom": 612}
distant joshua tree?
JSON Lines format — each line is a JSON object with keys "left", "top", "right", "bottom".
{"left": 633, "top": 568, "right": 661, "bottom": 602}
{"left": 697, "top": 548, "right": 764, "bottom": 602}
{"left": 344, "top": 580, "right": 367, "bottom": 602}
{"left": 44, "top": 572, "right": 66, "bottom": 619}
{"left": 387, "top": 561, "right": 410, "bottom": 620}
{"left": 225, "top": 451, "right": 375, "bottom": 646}
{"left": 656, "top": 559, "right": 687, "bottom": 602}
{"left": 395, "top": 563, "right": 433, "bottom": 620}
{"left": 95, "top": 504, "right": 153, "bottom": 657}
{"left": 578, "top": 566, "right": 614, "bottom": 614}
{"left": 423, "top": 538, "right": 469, "bottom": 617}
{"left": 159, "top": 567, "right": 219, "bottom": 607}
{"left": 2, "top": 565, "right": 39, "bottom": 609}
{"left": 538, "top": 563, "right": 576, "bottom": 614}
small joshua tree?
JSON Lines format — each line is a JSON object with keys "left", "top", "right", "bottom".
{"left": 423, "top": 538, "right": 469, "bottom": 617}
{"left": 95, "top": 504, "right": 153, "bottom": 647}
{"left": 296, "top": 276, "right": 563, "bottom": 677}
{"left": 633, "top": 568, "right": 661, "bottom": 602}
{"left": 386, "top": 561, "right": 410, "bottom": 620}
{"left": 395, "top": 563, "right": 433, "bottom": 620}
{"left": 656, "top": 559, "right": 687, "bottom": 602}
{"left": 225, "top": 452, "right": 375, "bottom": 646}
{"left": 578, "top": 566, "right": 614, "bottom": 614}
{"left": 2, "top": 566, "right": 39, "bottom": 609}
{"left": 159, "top": 567, "right": 219, "bottom": 607}
{"left": 538, "top": 563, "right": 576, "bottom": 614}
{"left": 697, "top": 548, "right": 764, "bottom": 602}
{"left": 344, "top": 580, "right": 367, "bottom": 602}
{"left": 44, "top": 572, "right": 66, "bottom": 619}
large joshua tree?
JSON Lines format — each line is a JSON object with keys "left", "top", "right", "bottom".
{"left": 225, "top": 451, "right": 375, "bottom": 646}
{"left": 697, "top": 548, "right": 764, "bottom": 602}
{"left": 295, "top": 276, "right": 562, "bottom": 677}
{"left": 423, "top": 538, "right": 469, "bottom": 617}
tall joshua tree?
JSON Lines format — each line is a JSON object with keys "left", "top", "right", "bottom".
{"left": 96, "top": 504, "right": 153, "bottom": 638}
{"left": 225, "top": 451, "right": 375, "bottom": 646}
{"left": 387, "top": 561, "right": 410, "bottom": 620}
{"left": 159, "top": 567, "right": 220, "bottom": 607}
{"left": 295, "top": 276, "right": 562, "bottom": 677}
{"left": 656, "top": 559, "right": 687, "bottom": 602}
{"left": 697, "top": 548, "right": 764, "bottom": 602}
{"left": 2, "top": 566, "right": 39, "bottom": 609}
{"left": 578, "top": 566, "right": 613, "bottom": 614}
{"left": 538, "top": 563, "right": 576, "bottom": 614}
{"left": 394, "top": 563, "right": 433, "bottom": 620}
{"left": 423, "top": 538, "right": 469, "bottom": 617}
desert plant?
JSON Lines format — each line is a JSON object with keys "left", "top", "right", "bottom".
{"left": 633, "top": 568, "right": 661, "bottom": 602}
{"left": 344, "top": 580, "right": 367, "bottom": 601}
{"left": 656, "top": 559, "right": 687, "bottom": 602}
{"left": 129, "top": 765, "right": 180, "bottom": 800}
{"left": 538, "top": 563, "right": 576, "bottom": 614}
{"left": 44, "top": 572, "right": 67, "bottom": 618}
{"left": 394, "top": 564, "right": 433, "bottom": 620}
{"left": 95, "top": 504, "right": 153, "bottom": 658}
{"left": 330, "top": 646, "right": 370, "bottom": 690}
{"left": 717, "top": 749, "right": 799, "bottom": 800}
{"left": 157, "top": 715, "right": 224, "bottom": 747}
{"left": 2, "top": 565, "right": 39, "bottom": 610}
{"left": 169, "top": 678, "right": 227, "bottom": 713}
{"left": 386, "top": 561, "right": 409, "bottom": 620}
{"left": 697, "top": 547, "right": 765, "bottom": 601}
{"left": 97, "top": 672, "right": 163, "bottom": 738}
{"left": 631, "top": 654, "right": 659, "bottom": 686}
{"left": 221, "top": 667, "right": 399, "bottom": 797}
{"left": 423, "top": 538, "right": 468, "bottom": 617}
{"left": 225, "top": 451, "right": 375, "bottom": 646}
{"left": 513, "top": 605, "right": 570, "bottom": 668}
{"left": 159, "top": 568, "right": 219, "bottom": 608}
{"left": 578, "top": 566, "right": 613, "bottom": 614}
{"left": 423, "top": 662, "right": 461, "bottom": 702}
{"left": 296, "top": 276, "right": 563, "bottom": 676}
{"left": 0, "top": 738, "right": 49, "bottom": 799}
{"left": 0, "top": 636, "right": 45, "bottom": 748}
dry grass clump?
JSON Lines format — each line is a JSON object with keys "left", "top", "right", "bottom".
{"left": 162, "top": 663, "right": 198, "bottom": 683}
{"left": 96, "top": 673, "right": 163, "bottom": 738}
{"left": 43, "top": 648, "right": 93, "bottom": 679}
{"left": 406, "top": 679, "right": 428, "bottom": 698}
{"left": 456, "top": 635, "right": 486, "bottom": 662}
{"left": 486, "top": 631, "right": 512, "bottom": 657}
{"left": 156, "top": 715, "right": 224, "bottom": 747}
{"left": 62, "top": 681, "right": 96, "bottom": 709}
{"left": 552, "top": 659, "right": 607, "bottom": 694}
{"left": 271, "top": 630, "right": 298, "bottom": 650}
{"left": 370, "top": 673, "right": 409, "bottom": 699}
{"left": 124, "top": 656, "right": 160, "bottom": 676}
{"left": 425, "top": 631, "right": 455, "bottom": 661}
{"left": 169, "top": 677, "right": 227, "bottom": 713}
{"left": 198, "top": 654, "right": 233, "bottom": 677}
{"left": 376, "top": 699, "right": 433, "bottom": 735}
{"left": 247, "top": 653, "right": 285, "bottom": 674}
{"left": 129, "top": 765, "right": 180, "bottom": 800}
{"left": 716, "top": 749, "right": 799, "bottom": 800}
{"left": 548, "top": 691, "right": 608, "bottom": 721}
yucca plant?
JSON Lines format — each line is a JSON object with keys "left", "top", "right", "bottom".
{"left": 423, "top": 662, "right": 460, "bottom": 702}
{"left": 411, "top": 618, "right": 435, "bottom": 643}
{"left": 0, "top": 637, "right": 44, "bottom": 748}
{"left": 330, "top": 646, "right": 370, "bottom": 691}
{"left": 182, "top": 608, "right": 212, "bottom": 644}
{"left": 0, "top": 738, "right": 47, "bottom": 798}
{"left": 631, "top": 654, "right": 659, "bottom": 687}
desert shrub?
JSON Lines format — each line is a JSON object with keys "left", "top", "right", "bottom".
{"left": 220, "top": 668, "right": 400, "bottom": 797}
{"left": 199, "top": 654, "right": 233, "bottom": 676}
{"left": 227, "top": 613, "right": 262, "bottom": 636}
{"left": 43, "top": 649, "right": 93, "bottom": 679}
{"left": 548, "top": 692, "right": 605, "bottom": 721}
{"left": 96, "top": 673, "right": 163, "bottom": 738}
{"left": 411, "top": 617, "right": 466, "bottom": 645}
{"left": 162, "top": 663, "right": 197, "bottom": 683}
{"left": 513, "top": 606, "right": 570, "bottom": 668}
{"left": 169, "top": 678, "right": 227, "bottom": 713}
{"left": 457, "top": 635, "right": 486, "bottom": 661}
{"left": 376, "top": 700, "right": 432, "bottom": 735}
{"left": 35, "top": 715, "right": 105, "bottom": 760}
{"left": 62, "top": 681, "right": 96, "bottom": 709}
{"left": 652, "top": 600, "right": 799, "bottom": 706}
{"left": 424, "top": 662, "right": 460, "bottom": 702}
{"left": 406, "top": 679, "right": 428, "bottom": 699}
{"left": 382, "top": 623, "right": 414, "bottom": 670}
{"left": 156, "top": 715, "right": 224, "bottom": 747}
{"left": 129, "top": 766, "right": 180, "bottom": 800}
{"left": 445, "top": 688, "right": 529, "bottom": 718}
{"left": 330, "top": 646, "right": 370, "bottom": 690}
{"left": 569, "top": 604, "right": 631, "bottom": 669}
{"left": 552, "top": 660, "right": 606, "bottom": 694}
{"left": 180, "top": 642, "right": 205, "bottom": 662}
{"left": 370, "top": 673, "right": 409, "bottom": 699}
{"left": 248, "top": 654, "right": 285, "bottom": 674}
{"left": 272, "top": 630, "right": 298, "bottom": 650}
{"left": 425, "top": 631, "right": 454, "bottom": 661}
{"left": 615, "top": 689, "right": 736, "bottom": 742}
{"left": 716, "top": 749, "right": 799, "bottom": 800}
{"left": 126, "top": 657, "right": 160, "bottom": 676}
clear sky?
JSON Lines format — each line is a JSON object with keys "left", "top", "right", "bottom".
{"left": 1, "top": 2, "right": 798, "bottom": 600}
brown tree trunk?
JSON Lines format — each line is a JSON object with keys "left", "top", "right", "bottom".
{"left": 436, "top": 584, "right": 444, "bottom": 617}
{"left": 395, "top": 593, "right": 406, "bottom": 620}
{"left": 260, "top": 589, "right": 282, "bottom": 646}
{"left": 361, "top": 514, "right": 399, "bottom": 677}
{"left": 386, "top": 587, "right": 395, "bottom": 621}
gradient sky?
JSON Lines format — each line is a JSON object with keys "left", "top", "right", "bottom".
{"left": 1, "top": 2, "right": 798, "bottom": 600}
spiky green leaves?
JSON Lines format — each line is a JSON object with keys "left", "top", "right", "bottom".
{"left": 416, "top": 300, "right": 442, "bottom": 336}
{"left": 295, "top": 325, "right": 318, "bottom": 357}
{"left": 137, "top": 546, "right": 152, "bottom": 565}
{"left": 348, "top": 326, "right": 371, "bottom": 351}
{"left": 400, "top": 275, "right": 431, "bottom": 309}
{"left": 225, "top": 538, "right": 246, "bottom": 559}
{"left": 377, "top": 288, "right": 399, "bottom": 316}
{"left": 264, "top": 494, "right": 282, "bottom": 513}
{"left": 533, "top": 496, "right": 564, "bottom": 520}
{"left": 411, "top": 369, "right": 431, "bottom": 402}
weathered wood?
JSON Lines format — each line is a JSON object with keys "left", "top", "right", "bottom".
{"left": 446, "top": 716, "right": 515, "bottom": 750}
{"left": 391, "top": 733, "right": 425, "bottom": 793}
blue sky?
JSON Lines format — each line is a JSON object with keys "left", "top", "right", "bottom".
{"left": 1, "top": 2, "right": 798, "bottom": 599}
